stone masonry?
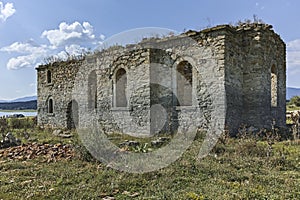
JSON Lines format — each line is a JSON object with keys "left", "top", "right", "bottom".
{"left": 36, "top": 23, "right": 286, "bottom": 135}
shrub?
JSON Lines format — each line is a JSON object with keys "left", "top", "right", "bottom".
{"left": 8, "top": 117, "right": 36, "bottom": 129}
{"left": 0, "top": 118, "right": 8, "bottom": 133}
{"left": 288, "top": 96, "right": 300, "bottom": 107}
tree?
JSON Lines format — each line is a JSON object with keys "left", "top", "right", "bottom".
{"left": 289, "top": 96, "right": 300, "bottom": 107}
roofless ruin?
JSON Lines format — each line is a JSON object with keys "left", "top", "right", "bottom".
{"left": 36, "top": 23, "right": 286, "bottom": 135}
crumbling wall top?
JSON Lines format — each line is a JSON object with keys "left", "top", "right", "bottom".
{"left": 36, "top": 22, "right": 284, "bottom": 71}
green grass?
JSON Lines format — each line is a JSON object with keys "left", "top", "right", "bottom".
{"left": 286, "top": 105, "right": 300, "bottom": 111}
{"left": 0, "top": 128, "right": 299, "bottom": 199}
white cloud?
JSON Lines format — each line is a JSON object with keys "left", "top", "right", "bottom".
{"left": 255, "top": 2, "right": 265, "bottom": 10}
{"left": 0, "top": 1, "right": 15, "bottom": 22}
{"left": 1, "top": 39, "right": 47, "bottom": 53}
{"left": 287, "top": 39, "right": 300, "bottom": 70}
{"left": 287, "top": 39, "right": 300, "bottom": 86}
{"left": 1, "top": 21, "right": 105, "bottom": 70}
{"left": 287, "top": 39, "right": 300, "bottom": 51}
{"left": 100, "top": 34, "right": 105, "bottom": 40}
{"left": 7, "top": 54, "right": 42, "bottom": 70}
{"left": 1, "top": 40, "right": 48, "bottom": 70}
{"left": 65, "top": 44, "right": 88, "bottom": 55}
{"left": 29, "top": 83, "right": 36, "bottom": 87}
{"left": 287, "top": 52, "right": 300, "bottom": 67}
{"left": 41, "top": 21, "right": 102, "bottom": 48}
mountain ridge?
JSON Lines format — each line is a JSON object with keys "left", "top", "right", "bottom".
{"left": 0, "top": 100, "right": 37, "bottom": 110}
{"left": 0, "top": 87, "right": 299, "bottom": 103}
{"left": 287, "top": 87, "right": 300, "bottom": 100}
{"left": 0, "top": 95, "right": 37, "bottom": 103}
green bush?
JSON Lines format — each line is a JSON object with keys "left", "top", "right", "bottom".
{"left": 288, "top": 96, "right": 300, "bottom": 107}
{"left": 8, "top": 117, "right": 36, "bottom": 129}
{"left": 0, "top": 118, "right": 8, "bottom": 133}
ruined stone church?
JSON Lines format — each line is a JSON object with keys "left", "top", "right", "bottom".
{"left": 36, "top": 23, "right": 286, "bottom": 135}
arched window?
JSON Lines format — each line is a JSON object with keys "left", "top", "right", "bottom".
{"left": 47, "top": 70, "right": 52, "bottom": 84}
{"left": 271, "top": 65, "right": 278, "bottom": 107}
{"left": 48, "top": 98, "right": 54, "bottom": 113}
{"left": 115, "top": 68, "right": 127, "bottom": 107}
{"left": 88, "top": 70, "right": 97, "bottom": 110}
{"left": 176, "top": 61, "right": 193, "bottom": 106}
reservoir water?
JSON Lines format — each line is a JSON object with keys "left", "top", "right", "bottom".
{"left": 0, "top": 111, "right": 37, "bottom": 117}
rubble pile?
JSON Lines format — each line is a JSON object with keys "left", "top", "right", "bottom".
{"left": 0, "top": 143, "right": 75, "bottom": 162}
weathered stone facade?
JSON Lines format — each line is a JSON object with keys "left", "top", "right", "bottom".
{"left": 36, "top": 23, "right": 286, "bottom": 134}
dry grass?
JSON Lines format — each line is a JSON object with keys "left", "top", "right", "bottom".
{"left": 0, "top": 126, "right": 299, "bottom": 199}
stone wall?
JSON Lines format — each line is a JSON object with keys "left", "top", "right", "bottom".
{"left": 36, "top": 22, "right": 286, "bottom": 135}
{"left": 224, "top": 23, "right": 286, "bottom": 132}
{"left": 36, "top": 61, "right": 80, "bottom": 128}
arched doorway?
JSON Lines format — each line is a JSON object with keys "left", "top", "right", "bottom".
{"left": 176, "top": 61, "right": 193, "bottom": 106}
{"left": 67, "top": 100, "right": 79, "bottom": 129}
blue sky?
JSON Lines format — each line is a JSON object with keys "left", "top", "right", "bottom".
{"left": 0, "top": 0, "right": 299, "bottom": 100}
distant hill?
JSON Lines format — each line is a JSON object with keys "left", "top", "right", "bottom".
{"left": 0, "top": 95, "right": 37, "bottom": 103}
{"left": 0, "top": 88, "right": 298, "bottom": 107}
{"left": 10, "top": 95, "right": 37, "bottom": 103}
{"left": 0, "top": 100, "right": 37, "bottom": 110}
{"left": 0, "top": 95, "right": 37, "bottom": 110}
{"left": 287, "top": 87, "right": 300, "bottom": 100}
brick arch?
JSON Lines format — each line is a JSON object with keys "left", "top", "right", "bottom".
{"left": 173, "top": 56, "right": 197, "bottom": 69}
{"left": 172, "top": 58, "right": 194, "bottom": 107}
{"left": 111, "top": 64, "right": 129, "bottom": 76}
